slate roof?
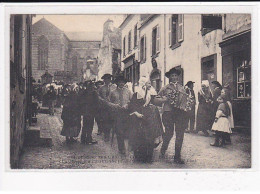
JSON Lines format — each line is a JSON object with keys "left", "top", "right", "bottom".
{"left": 32, "top": 18, "right": 63, "bottom": 34}
{"left": 65, "top": 31, "right": 102, "bottom": 42}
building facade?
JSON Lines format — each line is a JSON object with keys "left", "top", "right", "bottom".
{"left": 120, "top": 14, "right": 251, "bottom": 130}
{"left": 120, "top": 15, "right": 150, "bottom": 91}
{"left": 10, "top": 14, "right": 34, "bottom": 168}
{"left": 220, "top": 14, "right": 251, "bottom": 130}
{"left": 32, "top": 18, "right": 101, "bottom": 83}
{"left": 98, "top": 19, "right": 122, "bottom": 79}
{"left": 121, "top": 14, "right": 223, "bottom": 99}
{"left": 32, "top": 18, "right": 70, "bottom": 82}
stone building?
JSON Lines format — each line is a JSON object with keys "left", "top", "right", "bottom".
{"left": 32, "top": 18, "right": 102, "bottom": 83}
{"left": 120, "top": 14, "right": 223, "bottom": 94}
{"left": 10, "top": 14, "right": 34, "bottom": 168}
{"left": 98, "top": 19, "right": 122, "bottom": 79}
{"left": 32, "top": 18, "right": 70, "bottom": 82}
{"left": 120, "top": 14, "right": 251, "bottom": 129}
{"left": 220, "top": 14, "right": 251, "bottom": 130}
{"left": 119, "top": 15, "right": 150, "bottom": 91}
{"left": 66, "top": 32, "right": 101, "bottom": 82}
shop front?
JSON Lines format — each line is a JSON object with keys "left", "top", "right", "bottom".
{"left": 123, "top": 54, "right": 140, "bottom": 92}
{"left": 220, "top": 31, "right": 251, "bottom": 130}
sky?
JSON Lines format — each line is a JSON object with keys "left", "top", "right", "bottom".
{"left": 32, "top": 14, "right": 125, "bottom": 33}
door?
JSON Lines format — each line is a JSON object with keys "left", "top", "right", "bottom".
{"left": 201, "top": 54, "right": 217, "bottom": 89}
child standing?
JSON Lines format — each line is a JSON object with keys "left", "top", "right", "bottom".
{"left": 210, "top": 94, "right": 232, "bottom": 147}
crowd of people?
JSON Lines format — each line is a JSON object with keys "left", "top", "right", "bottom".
{"left": 32, "top": 66, "right": 234, "bottom": 164}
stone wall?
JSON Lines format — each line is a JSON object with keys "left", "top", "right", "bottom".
{"left": 10, "top": 15, "right": 33, "bottom": 168}
{"left": 224, "top": 14, "right": 251, "bottom": 39}
{"left": 98, "top": 20, "right": 122, "bottom": 79}
{"left": 32, "top": 18, "right": 69, "bottom": 82}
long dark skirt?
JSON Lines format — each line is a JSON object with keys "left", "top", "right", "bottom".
{"left": 196, "top": 102, "right": 213, "bottom": 133}
{"left": 61, "top": 106, "right": 81, "bottom": 138}
{"left": 129, "top": 104, "right": 163, "bottom": 163}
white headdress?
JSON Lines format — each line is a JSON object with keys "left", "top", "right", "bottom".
{"left": 136, "top": 76, "right": 157, "bottom": 106}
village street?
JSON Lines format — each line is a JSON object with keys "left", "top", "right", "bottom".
{"left": 18, "top": 109, "right": 251, "bottom": 169}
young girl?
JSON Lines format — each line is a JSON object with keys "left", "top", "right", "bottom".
{"left": 210, "top": 94, "right": 232, "bottom": 147}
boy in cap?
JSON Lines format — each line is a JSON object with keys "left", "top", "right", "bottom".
{"left": 154, "top": 67, "right": 187, "bottom": 164}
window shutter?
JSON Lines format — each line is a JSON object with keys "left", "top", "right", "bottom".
{"left": 168, "top": 16, "right": 172, "bottom": 47}
{"left": 178, "top": 14, "right": 184, "bottom": 42}
{"left": 156, "top": 25, "right": 160, "bottom": 53}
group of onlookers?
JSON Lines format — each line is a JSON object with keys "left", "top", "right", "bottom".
{"left": 183, "top": 79, "right": 234, "bottom": 147}
{"left": 32, "top": 65, "right": 234, "bottom": 164}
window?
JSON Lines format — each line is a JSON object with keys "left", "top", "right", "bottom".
{"left": 140, "top": 35, "right": 146, "bottom": 63}
{"left": 151, "top": 25, "right": 160, "bottom": 56}
{"left": 123, "top": 36, "right": 126, "bottom": 56}
{"left": 128, "top": 30, "right": 132, "bottom": 53}
{"left": 235, "top": 51, "right": 251, "bottom": 99}
{"left": 168, "top": 14, "right": 184, "bottom": 48}
{"left": 38, "top": 35, "right": 49, "bottom": 70}
{"left": 134, "top": 24, "right": 138, "bottom": 48}
{"left": 201, "top": 14, "right": 222, "bottom": 35}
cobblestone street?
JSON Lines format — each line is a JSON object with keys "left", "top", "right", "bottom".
{"left": 18, "top": 110, "right": 251, "bottom": 169}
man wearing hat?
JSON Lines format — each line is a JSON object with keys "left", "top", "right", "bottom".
{"left": 80, "top": 80, "right": 98, "bottom": 145}
{"left": 98, "top": 74, "right": 114, "bottom": 141}
{"left": 184, "top": 81, "right": 196, "bottom": 133}
{"left": 154, "top": 67, "right": 187, "bottom": 164}
{"left": 109, "top": 75, "right": 132, "bottom": 155}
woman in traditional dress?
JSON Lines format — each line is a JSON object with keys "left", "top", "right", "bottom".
{"left": 60, "top": 84, "right": 81, "bottom": 143}
{"left": 195, "top": 80, "right": 214, "bottom": 136}
{"left": 128, "top": 76, "right": 164, "bottom": 163}
{"left": 210, "top": 93, "right": 232, "bottom": 147}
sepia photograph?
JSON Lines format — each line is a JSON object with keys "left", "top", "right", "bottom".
{"left": 8, "top": 11, "right": 252, "bottom": 170}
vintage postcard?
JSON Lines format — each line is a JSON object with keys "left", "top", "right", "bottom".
{"left": 7, "top": 9, "right": 253, "bottom": 170}
{"left": 2, "top": 2, "right": 260, "bottom": 191}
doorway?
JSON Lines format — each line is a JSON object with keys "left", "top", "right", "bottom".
{"left": 201, "top": 54, "right": 217, "bottom": 89}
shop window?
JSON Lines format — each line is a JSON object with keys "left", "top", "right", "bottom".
{"left": 236, "top": 52, "right": 251, "bottom": 99}
{"left": 124, "top": 62, "right": 140, "bottom": 91}
{"left": 151, "top": 25, "right": 160, "bottom": 57}
{"left": 128, "top": 30, "right": 132, "bottom": 53}
{"left": 201, "top": 14, "right": 222, "bottom": 35}
{"left": 134, "top": 24, "right": 138, "bottom": 48}
{"left": 140, "top": 35, "right": 146, "bottom": 63}
{"left": 38, "top": 35, "right": 49, "bottom": 70}
{"left": 168, "top": 14, "right": 184, "bottom": 49}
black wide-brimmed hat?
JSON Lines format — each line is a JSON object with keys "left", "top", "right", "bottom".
{"left": 165, "top": 67, "right": 181, "bottom": 78}
{"left": 114, "top": 75, "right": 127, "bottom": 84}
{"left": 101, "top": 73, "right": 112, "bottom": 80}
{"left": 211, "top": 81, "right": 222, "bottom": 88}
{"left": 185, "top": 81, "right": 195, "bottom": 87}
